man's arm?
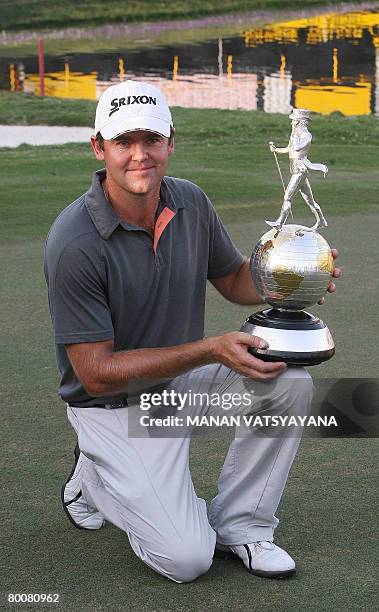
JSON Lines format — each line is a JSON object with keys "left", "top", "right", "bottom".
{"left": 210, "top": 257, "right": 263, "bottom": 305}
{"left": 66, "top": 333, "right": 287, "bottom": 398}
{"left": 64, "top": 253, "right": 340, "bottom": 398}
{"left": 269, "top": 141, "right": 290, "bottom": 154}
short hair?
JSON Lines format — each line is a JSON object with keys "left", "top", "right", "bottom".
{"left": 96, "top": 131, "right": 104, "bottom": 150}
{"left": 95, "top": 128, "right": 175, "bottom": 150}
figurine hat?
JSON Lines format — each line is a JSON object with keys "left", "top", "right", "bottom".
{"left": 289, "top": 108, "right": 311, "bottom": 120}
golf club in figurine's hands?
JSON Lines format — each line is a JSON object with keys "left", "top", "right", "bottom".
{"left": 241, "top": 109, "right": 335, "bottom": 366}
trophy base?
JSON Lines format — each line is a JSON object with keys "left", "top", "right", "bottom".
{"left": 241, "top": 309, "right": 335, "bottom": 366}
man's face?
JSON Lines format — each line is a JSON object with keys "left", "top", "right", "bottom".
{"left": 291, "top": 118, "right": 308, "bottom": 130}
{"left": 91, "top": 129, "right": 174, "bottom": 197}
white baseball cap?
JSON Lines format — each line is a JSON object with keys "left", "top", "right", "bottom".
{"left": 289, "top": 108, "right": 311, "bottom": 120}
{"left": 95, "top": 80, "right": 173, "bottom": 140}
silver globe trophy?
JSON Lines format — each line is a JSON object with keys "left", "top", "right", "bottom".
{"left": 241, "top": 109, "right": 335, "bottom": 366}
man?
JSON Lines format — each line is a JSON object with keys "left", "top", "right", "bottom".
{"left": 266, "top": 108, "right": 328, "bottom": 230}
{"left": 45, "top": 81, "right": 340, "bottom": 583}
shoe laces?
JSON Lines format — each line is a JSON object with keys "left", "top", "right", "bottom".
{"left": 250, "top": 541, "right": 275, "bottom": 553}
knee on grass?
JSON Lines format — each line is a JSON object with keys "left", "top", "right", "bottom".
{"left": 151, "top": 541, "right": 214, "bottom": 583}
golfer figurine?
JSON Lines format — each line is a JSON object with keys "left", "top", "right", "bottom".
{"left": 266, "top": 108, "right": 328, "bottom": 231}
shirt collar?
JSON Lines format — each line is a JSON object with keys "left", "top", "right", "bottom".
{"left": 85, "top": 169, "right": 120, "bottom": 239}
{"left": 85, "top": 169, "right": 184, "bottom": 240}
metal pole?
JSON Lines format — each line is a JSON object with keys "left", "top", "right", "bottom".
{"left": 173, "top": 55, "right": 179, "bottom": 81}
{"left": 218, "top": 38, "right": 223, "bottom": 79}
{"left": 118, "top": 58, "right": 124, "bottom": 82}
{"left": 270, "top": 147, "right": 293, "bottom": 219}
{"left": 65, "top": 61, "right": 70, "bottom": 85}
{"left": 38, "top": 37, "right": 45, "bottom": 96}
{"left": 9, "top": 63, "right": 15, "bottom": 92}
{"left": 227, "top": 55, "right": 232, "bottom": 81}
{"left": 272, "top": 149, "right": 286, "bottom": 193}
{"left": 270, "top": 145, "right": 294, "bottom": 221}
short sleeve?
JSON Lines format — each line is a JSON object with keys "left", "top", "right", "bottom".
{"left": 48, "top": 242, "right": 114, "bottom": 344}
{"left": 207, "top": 201, "right": 244, "bottom": 279}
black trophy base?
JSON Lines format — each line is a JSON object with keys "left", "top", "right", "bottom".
{"left": 240, "top": 309, "right": 335, "bottom": 366}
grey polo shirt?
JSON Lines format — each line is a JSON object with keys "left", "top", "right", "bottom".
{"left": 44, "top": 170, "right": 244, "bottom": 407}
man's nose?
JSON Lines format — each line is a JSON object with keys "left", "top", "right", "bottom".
{"left": 131, "top": 143, "right": 148, "bottom": 161}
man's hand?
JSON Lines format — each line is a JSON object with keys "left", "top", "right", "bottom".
{"left": 210, "top": 332, "right": 287, "bottom": 381}
{"left": 269, "top": 141, "right": 277, "bottom": 153}
{"left": 66, "top": 332, "right": 287, "bottom": 398}
{"left": 318, "top": 248, "right": 341, "bottom": 305}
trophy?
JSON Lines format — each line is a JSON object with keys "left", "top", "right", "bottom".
{"left": 241, "top": 109, "right": 335, "bottom": 366}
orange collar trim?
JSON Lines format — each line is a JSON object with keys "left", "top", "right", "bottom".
{"left": 153, "top": 206, "right": 176, "bottom": 255}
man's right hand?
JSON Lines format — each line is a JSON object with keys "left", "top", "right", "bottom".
{"left": 210, "top": 332, "right": 287, "bottom": 381}
{"left": 66, "top": 332, "right": 287, "bottom": 398}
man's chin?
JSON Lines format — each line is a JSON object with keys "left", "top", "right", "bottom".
{"left": 125, "top": 181, "right": 154, "bottom": 195}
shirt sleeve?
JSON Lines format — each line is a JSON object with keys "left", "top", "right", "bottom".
{"left": 207, "top": 199, "right": 244, "bottom": 279}
{"left": 48, "top": 242, "right": 114, "bottom": 344}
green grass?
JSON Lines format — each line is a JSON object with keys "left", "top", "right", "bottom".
{"left": 0, "top": 19, "right": 265, "bottom": 58}
{"left": 1, "top": 92, "right": 378, "bottom": 144}
{"left": 0, "top": 92, "right": 97, "bottom": 126}
{"left": 0, "top": 0, "right": 365, "bottom": 33}
{"left": 0, "top": 97, "right": 377, "bottom": 243}
{"left": 0, "top": 101, "right": 378, "bottom": 610}
{"left": 1, "top": 1, "right": 370, "bottom": 57}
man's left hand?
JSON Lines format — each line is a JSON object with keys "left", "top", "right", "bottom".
{"left": 318, "top": 248, "right": 341, "bottom": 305}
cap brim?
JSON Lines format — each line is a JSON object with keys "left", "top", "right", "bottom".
{"left": 100, "top": 116, "right": 171, "bottom": 139}
{"left": 289, "top": 114, "right": 311, "bottom": 120}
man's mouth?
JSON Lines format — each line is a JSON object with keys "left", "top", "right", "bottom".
{"left": 127, "top": 166, "right": 155, "bottom": 172}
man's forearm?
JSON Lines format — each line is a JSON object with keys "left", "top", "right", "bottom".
{"left": 68, "top": 262, "right": 266, "bottom": 397}
{"left": 274, "top": 145, "right": 289, "bottom": 153}
{"left": 210, "top": 258, "right": 264, "bottom": 306}
{"left": 82, "top": 337, "right": 218, "bottom": 397}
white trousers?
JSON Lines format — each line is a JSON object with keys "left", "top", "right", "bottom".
{"left": 67, "top": 364, "right": 314, "bottom": 583}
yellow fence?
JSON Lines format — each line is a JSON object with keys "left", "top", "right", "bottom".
{"left": 25, "top": 71, "right": 97, "bottom": 99}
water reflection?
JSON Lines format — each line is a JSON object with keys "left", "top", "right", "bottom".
{"left": 26, "top": 71, "right": 97, "bottom": 100}
{"left": 3, "top": 10, "right": 379, "bottom": 116}
{"left": 243, "top": 11, "right": 379, "bottom": 46}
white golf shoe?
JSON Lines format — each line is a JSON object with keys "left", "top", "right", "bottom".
{"left": 61, "top": 443, "right": 105, "bottom": 530}
{"left": 215, "top": 541, "right": 296, "bottom": 578}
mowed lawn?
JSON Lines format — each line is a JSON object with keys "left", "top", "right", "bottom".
{"left": 0, "top": 106, "right": 378, "bottom": 611}
{"left": 1, "top": 0, "right": 359, "bottom": 32}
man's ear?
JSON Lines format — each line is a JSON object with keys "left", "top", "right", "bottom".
{"left": 91, "top": 135, "right": 105, "bottom": 161}
{"left": 168, "top": 129, "right": 175, "bottom": 155}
